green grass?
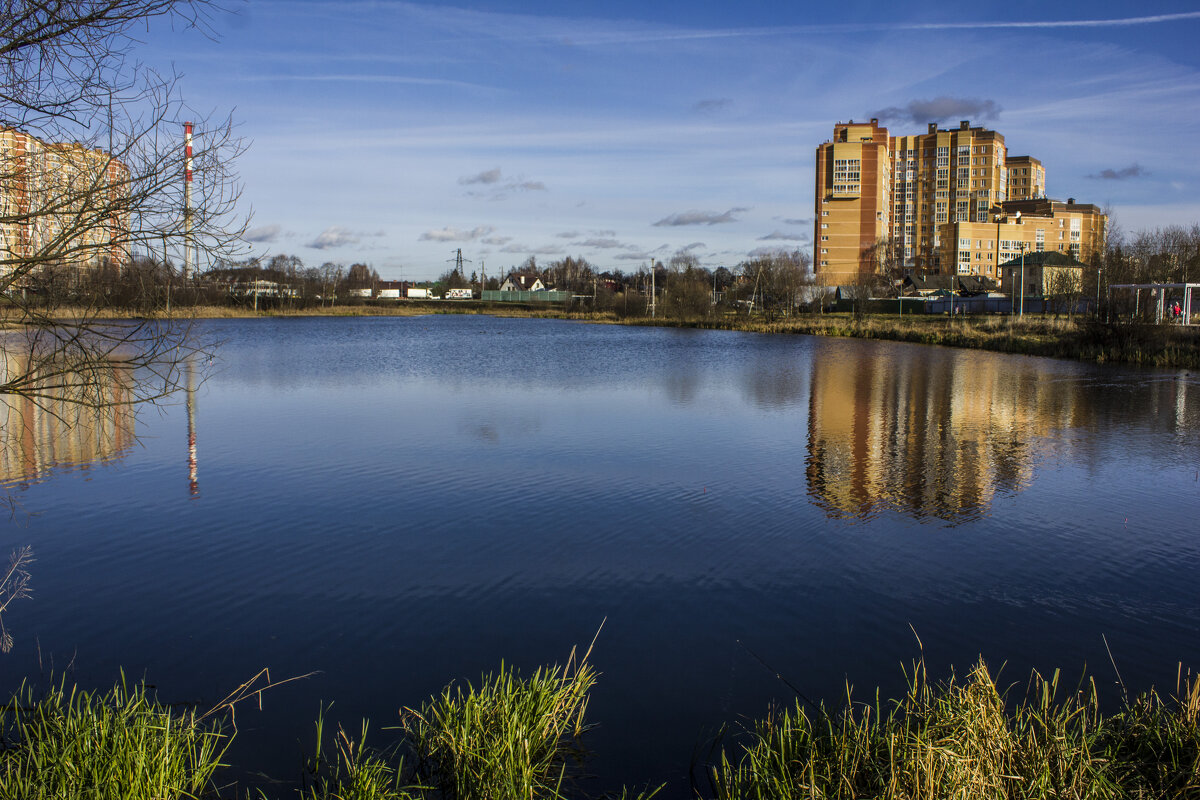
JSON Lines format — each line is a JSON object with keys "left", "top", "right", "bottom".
{"left": 0, "top": 676, "right": 228, "bottom": 800}
{"left": 399, "top": 642, "right": 604, "bottom": 800}
{"left": 709, "top": 658, "right": 1200, "bottom": 800}
{"left": 3, "top": 651, "right": 1197, "bottom": 799}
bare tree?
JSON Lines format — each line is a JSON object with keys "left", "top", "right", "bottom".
{"left": 1, "top": 0, "right": 248, "bottom": 413}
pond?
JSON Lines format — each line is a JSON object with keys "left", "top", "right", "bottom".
{"left": 2, "top": 314, "right": 1198, "bottom": 796}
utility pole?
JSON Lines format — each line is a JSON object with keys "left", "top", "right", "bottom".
{"left": 650, "top": 262, "right": 656, "bottom": 318}
{"left": 1019, "top": 244, "right": 1026, "bottom": 317}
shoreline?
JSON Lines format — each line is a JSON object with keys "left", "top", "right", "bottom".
{"left": 16, "top": 303, "right": 1200, "bottom": 369}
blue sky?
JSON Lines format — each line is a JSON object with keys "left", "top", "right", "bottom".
{"left": 142, "top": 1, "right": 1200, "bottom": 280}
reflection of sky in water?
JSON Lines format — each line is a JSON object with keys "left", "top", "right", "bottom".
{"left": 3, "top": 315, "right": 1200, "bottom": 798}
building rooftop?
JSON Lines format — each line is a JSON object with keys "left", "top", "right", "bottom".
{"left": 997, "top": 250, "right": 1088, "bottom": 269}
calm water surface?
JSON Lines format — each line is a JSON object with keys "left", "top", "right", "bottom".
{"left": 2, "top": 315, "right": 1199, "bottom": 796}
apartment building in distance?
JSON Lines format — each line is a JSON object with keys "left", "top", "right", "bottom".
{"left": 813, "top": 119, "right": 891, "bottom": 281}
{"left": 939, "top": 198, "right": 1107, "bottom": 280}
{"left": 814, "top": 119, "right": 1106, "bottom": 283}
{"left": 1005, "top": 156, "right": 1045, "bottom": 201}
{"left": 1, "top": 125, "right": 130, "bottom": 279}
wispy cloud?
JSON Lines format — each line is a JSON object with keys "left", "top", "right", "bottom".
{"left": 499, "top": 243, "right": 563, "bottom": 255}
{"left": 460, "top": 168, "right": 502, "bottom": 185}
{"left": 780, "top": 218, "right": 810, "bottom": 226}
{"left": 872, "top": 97, "right": 1001, "bottom": 126}
{"left": 481, "top": 235, "right": 512, "bottom": 245}
{"left": 460, "top": 168, "right": 548, "bottom": 197}
{"left": 420, "top": 225, "right": 496, "bottom": 242}
{"left": 654, "top": 207, "right": 747, "bottom": 226}
{"left": 758, "top": 230, "right": 806, "bottom": 241}
{"left": 245, "top": 224, "right": 283, "bottom": 243}
{"left": 306, "top": 226, "right": 384, "bottom": 249}
{"left": 240, "top": 74, "right": 488, "bottom": 90}
{"left": 1089, "top": 163, "right": 1147, "bottom": 180}
{"left": 747, "top": 245, "right": 800, "bottom": 258}
{"left": 694, "top": 98, "right": 733, "bottom": 113}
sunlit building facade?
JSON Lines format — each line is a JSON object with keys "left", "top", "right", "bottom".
{"left": 1, "top": 126, "right": 130, "bottom": 280}
{"left": 939, "top": 198, "right": 1107, "bottom": 278}
{"left": 814, "top": 120, "right": 1106, "bottom": 280}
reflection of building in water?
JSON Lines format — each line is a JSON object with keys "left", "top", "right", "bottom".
{"left": 0, "top": 350, "right": 135, "bottom": 486}
{"left": 806, "top": 346, "right": 1087, "bottom": 521}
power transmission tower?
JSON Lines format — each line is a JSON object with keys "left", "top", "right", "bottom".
{"left": 448, "top": 248, "right": 472, "bottom": 275}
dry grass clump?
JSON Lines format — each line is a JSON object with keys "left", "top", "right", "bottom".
{"left": 709, "top": 658, "right": 1200, "bottom": 800}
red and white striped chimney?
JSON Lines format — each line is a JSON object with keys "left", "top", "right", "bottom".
{"left": 183, "top": 121, "right": 194, "bottom": 280}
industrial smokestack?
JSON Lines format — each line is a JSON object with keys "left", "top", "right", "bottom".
{"left": 184, "top": 121, "right": 194, "bottom": 280}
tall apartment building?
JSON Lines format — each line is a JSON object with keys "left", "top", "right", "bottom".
{"left": 1005, "top": 156, "right": 1045, "bottom": 201}
{"left": 888, "top": 121, "right": 1008, "bottom": 273}
{"left": 1, "top": 126, "right": 129, "bottom": 279}
{"left": 813, "top": 119, "right": 891, "bottom": 283}
{"left": 815, "top": 119, "right": 1105, "bottom": 281}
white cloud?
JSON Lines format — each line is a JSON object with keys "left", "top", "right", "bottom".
{"left": 578, "top": 238, "right": 626, "bottom": 249}
{"left": 653, "top": 207, "right": 747, "bottom": 226}
{"left": 306, "top": 226, "right": 383, "bottom": 249}
{"left": 244, "top": 224, "right": 283, "bottom": 243}
{"left": 420, "top": 225, "right": 496, "bottom": 242}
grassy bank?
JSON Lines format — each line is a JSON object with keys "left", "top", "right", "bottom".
{"left": 2, "top": 653, "right": 1197, "bottom": 799}
{"left": 615, "top": 313, "right": 1200, "bottom": 370}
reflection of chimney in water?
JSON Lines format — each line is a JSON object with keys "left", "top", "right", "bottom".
{"left": 186, "top": 358, "right": 198, "bottom": 497}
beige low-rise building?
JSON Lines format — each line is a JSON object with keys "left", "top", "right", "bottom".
{"left": 998, "top": 250, "right": 1087, "bottom": 299}
{"left": 938, "top": 198, "right": 1107, "bottom": 278}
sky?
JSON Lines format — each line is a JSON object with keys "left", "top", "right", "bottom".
{"left": 139, "top": 0, "right": 1200, "bottom": 280}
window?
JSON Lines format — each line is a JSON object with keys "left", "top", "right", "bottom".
{"left": 821, "top": 223, "right": 828, "bottom": 229}
{"left": 821, "top": 235, "right": 828, "bottom": 241}
{"left": 1035, "top": 229, "right": 1045, "bottom": 251}
{"left": 821, "top": 210, "right": 829, "bottom": 216}
{"left": 832, "top": 157, "right": 861, "bottom": 194}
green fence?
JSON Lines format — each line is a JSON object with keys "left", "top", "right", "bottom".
{"left": 482, "top": 290, "right": 571, "bottom": 303}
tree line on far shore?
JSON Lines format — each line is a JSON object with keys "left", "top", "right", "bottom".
{"left": 14, "top": 223, "right": 1200, "bottom": 322}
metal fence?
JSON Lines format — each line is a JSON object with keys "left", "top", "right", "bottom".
{"left": 481, "top": 290, "right": 572, "bottom": 303}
